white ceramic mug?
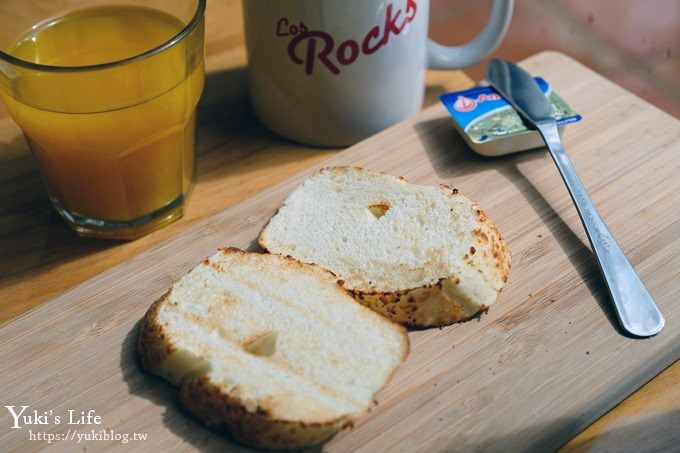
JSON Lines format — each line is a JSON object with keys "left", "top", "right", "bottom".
{"left": 243, "top": 0, "right": 513, "bottom": 146}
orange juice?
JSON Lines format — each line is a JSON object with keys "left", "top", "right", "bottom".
{"left": 0, "top": 5, "right": 204, "bottom": 236}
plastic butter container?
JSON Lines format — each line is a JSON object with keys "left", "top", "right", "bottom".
{"left": 439, "top": 77, "right": 582, "bottom": 156}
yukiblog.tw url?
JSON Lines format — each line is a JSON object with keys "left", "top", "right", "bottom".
{"left": 28, "top": 428, "right": 148, "bottom": 444}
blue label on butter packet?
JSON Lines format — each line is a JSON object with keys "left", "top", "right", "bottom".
{"left": 439, "top": 77, "right": 582, "bottom": 143}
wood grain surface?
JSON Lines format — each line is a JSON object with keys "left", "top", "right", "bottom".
{"left": 1, "top": 42, "right": 679, "bottom": 452}
{"left": 0, "top": 1, "right": 680, "bottom": 451}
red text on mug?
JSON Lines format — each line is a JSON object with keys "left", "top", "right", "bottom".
{"left": 278, "top": 0, "right": 418, "bottom": 76}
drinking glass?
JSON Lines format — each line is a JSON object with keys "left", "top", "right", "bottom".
{"left": 0, "top": 0, "right": 206, "bottom": 239}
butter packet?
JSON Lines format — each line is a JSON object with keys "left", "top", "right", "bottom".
{"left": 439, "top": 77, "right": 581, "bottom": 156}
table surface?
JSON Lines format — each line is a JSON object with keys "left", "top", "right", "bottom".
{"left": 0, "top": 1, "right": 677, "bottom": 451}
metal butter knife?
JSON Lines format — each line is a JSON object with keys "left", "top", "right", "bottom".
{"left": 486, "top": 59, "right": 664, "bottom": 337}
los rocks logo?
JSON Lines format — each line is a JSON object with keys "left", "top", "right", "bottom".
{"left": 277, "top": 0, "right": 418, "bottom": 76}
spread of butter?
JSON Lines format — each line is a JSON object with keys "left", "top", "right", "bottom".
{"left": 439, "top": 77, "right": 581, "bottom": 156}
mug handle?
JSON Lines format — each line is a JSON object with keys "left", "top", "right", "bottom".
{"left": 427, "top": 0, "right": 514, "bottom": 69}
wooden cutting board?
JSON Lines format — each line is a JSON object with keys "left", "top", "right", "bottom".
{"left": 1, "top": 51, "right": 679, "bottom": 452}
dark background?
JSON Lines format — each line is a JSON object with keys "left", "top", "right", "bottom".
{"left": 430, "top": 0, "right": 680, "bottom": 118}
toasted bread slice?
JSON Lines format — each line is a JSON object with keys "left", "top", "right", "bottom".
{"left": 259, "top": 167, "right": 511, "bottom": 328}
{"left": 138, "top": 248, "right": 408, "bottom": 449}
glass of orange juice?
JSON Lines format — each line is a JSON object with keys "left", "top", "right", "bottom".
{"left": 0, "top": 0, "right": 205, "bottom": 239}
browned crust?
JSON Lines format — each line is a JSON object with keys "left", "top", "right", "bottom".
{"left": 137, "top": 291, "right": 173, "bottom": 373}
{"left": 180, "top": 376, "right": 352, "bottom": 449}
{"left": 472, "top": 204, "right": 512, "bottom": 286}
{"left": 314, "top": 165, "right": 408, "bottom": 182}
{"left": 137, "top": 247, "right": 409, "bottom": 449}
{"left": 349, "top": 281, "right": 490, "bottom": 328}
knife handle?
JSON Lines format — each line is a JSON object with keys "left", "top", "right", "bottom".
{"left": 536, "top": 121, "right": 664, "bottom": 337}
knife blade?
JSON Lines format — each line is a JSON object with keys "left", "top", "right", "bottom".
{"left": 487, "top": 59, "right": 555, "bottom": 124}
